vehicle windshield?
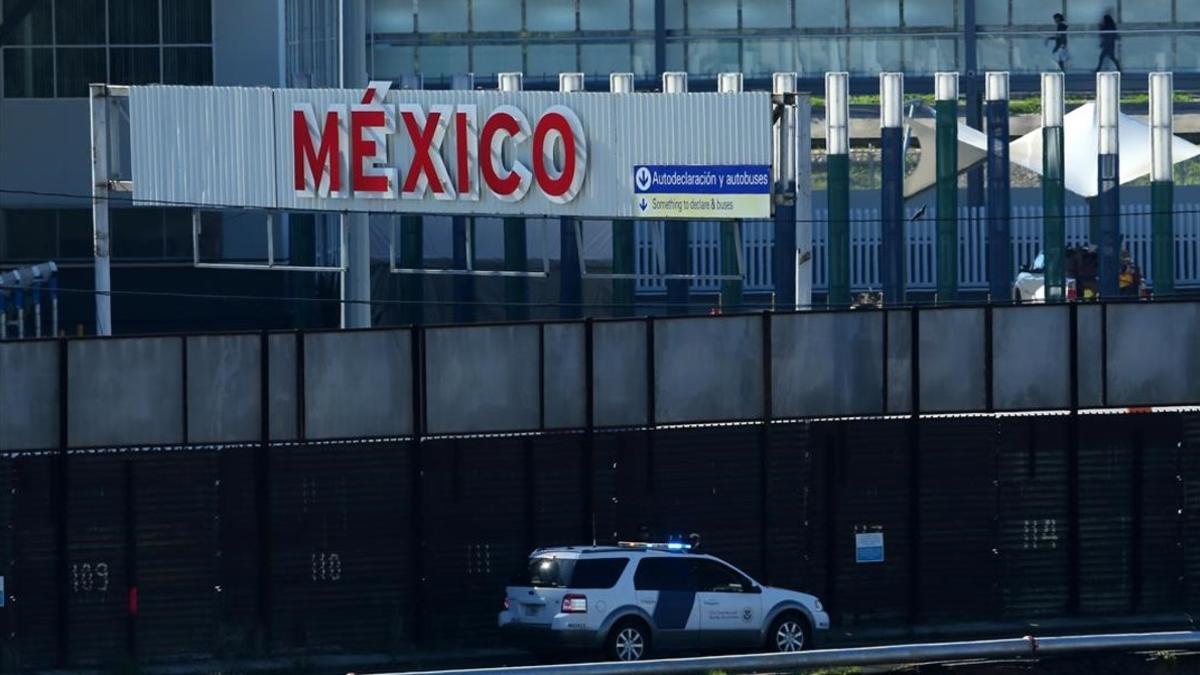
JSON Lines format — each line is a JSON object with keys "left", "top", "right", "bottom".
{"left": 1031, "top": 253, "right": 1045, "bottom": 273}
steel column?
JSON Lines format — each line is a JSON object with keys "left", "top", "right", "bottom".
{"left": 400, "top": 215, "right": 424, "bottom": 324}
{"left": 663, "top": 72, "right": 690, "bottom": 314}
{"left": 611, "top": 73, "right": 636, "bottom": 317}
{"left": 935, "top": 72, "right": 959, "bottom": 303}
{"left": 89, "top": 84, "right": 112, "bottom": 336}
{"left": 773, "top": 72, "right": 799, "bottom": 310}
{"left": 719, "top": 73, "right": 745, "bottom": 312}
{"left": 1150, "top": 72, "right": 1175, "bottom": 296}
{"left": 826, "top": 73, "right": 850, "bottom": 307}
{"left": 1042, "top": 73, "right": 1066, "bottom": 301}
{"left": 1096, "top": 72, "right": 1121, "bottom": 299}
{"left": 560, "top": 73, "right": 586, "bottom": 319}
{"left": 880, "top": 73, "right": 905, "bottom": 306}
{"left": 986, "top": 72, "right": 1011, "bottom": 302}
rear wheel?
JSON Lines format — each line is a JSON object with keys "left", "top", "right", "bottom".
{"left": 768, "top": 613, "right": 810, "bottom": 653}
{"left": 606, "top": 619, "right": 650, "bottom": 662}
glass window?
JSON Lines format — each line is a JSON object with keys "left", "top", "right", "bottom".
{"left": 795, "top": 0, "right": 845, "bottom": 28}
{"left": 634, "top": 0, "right": 655, "bottom": 29}
{"left": 694, "top": 560, "right": 754, "bottom": 593}
{"left": 113, "top": 208, "right": 164, "bottom": 259}
{"left": 903, "top": 36, "right": 957, "bottom": 74}
{"left": 56, "top": 48, "right": 106, "bottom": 97}
{"left": 633, "top": 39, "right": 655, "bottom": 75}
{"left": 1177, "top": 35, "right": 1200, "bottom": 68}
{"left": 55, "top": 0, "right": 106, "bottom": 44}
{"left": 633, "top": 557, "right": 696, "bottom": 591}
{"left": 666, "top": 0, "right": 684, "bottom": 29}
{"left": 1121, "top": 0, "right": 1171, "bottom": 23}
{"left": 373, "top": 0, "right": 415, "bottom": 32}
{"left": 162, "top": 0, "right": 212, "bottom": 43}
{"left": 1120, "top": 35, "right": 1172, "bottom": 70}
{"left": 1182, "top": 3, "right": 1200, "bottom": 21}
{"left": 975, "top": 2, "right": 1007, "bottom": 26}
{"left": 976, "top": 35, "right": 1011, "bottom": 70}
{"left": 848, "top": 0, "right": 899, "bottom": 27}
{"left": 2, "top": 48, "right": 54, "bottom": 97}
{"left": 417, "top": 44, "right": 469, "bottom": 78}
{"left": 419, "top": 0, "right": 468, "bottom": 32}
{"left": 665, "top": 40, "right": 684, "bottom": 70}
{"left": 527, "top": 43, "right": 577, "bottom": 75}
{"left": 848, "top": 36, "right": 901, "bottom": 72}
{"left": 110, "top": 0, "right": 160, "bottom": 44}
{"left": 1, "top": 209, "right": 56, "bottom": 260}
{"left": 796, "top": 36, "right": 846, "bottom": 73}
{"left": 581, "top": 43, "right": 632, "bottom": 75}
{"left": 570, "top": 558, "right": 631, "bottom": 588}
{"left": 473, "top": 0, "right": 522, "bottom": 31}
{"left": 472, "top": 44, "right": 523, "bottom": 76}
{"left": 163, "top": 47, "right": 213, "bottom": 84}
{"left": 743, "top": 0, "right": 790, "bottom": 29}
{"left": 163, "top": 209, "right": 192, "bottom": 259}
{"left": 687, "top": 0, "right": 737, "bottom": 29}
{"left": 1012, "top": 0, "right": 1062, "bottom": 26}
{"left": 2, "top": 0, "right": 53, "bottom": 45}
{"left": 687, "top": 39, "right": 738, "bottom": 73}
{"left": 517, "top": 557, "right": 571, "bottom": 587}
{"left": 372, "top": 44, "right": 416, "bottom": 79}
{"left": 111, "top": 48, "right": 161, "bottom": 85}
{"left": 904, "top": 0, "right": 955, "bottom": 27}
{"left": 59, "top": 209, "right": 93, "bottom": 259}
{"left": 1065, "top": 0, "right": 1111, "bottom": 27}
{"left": 527, "top": 0, "right": 577, "bottom": 31}
{"left": 581, "top": 0, "right": 629, "bottom": 29}
{"left": 743, "top": 39, "right": 796, "bottom": 77}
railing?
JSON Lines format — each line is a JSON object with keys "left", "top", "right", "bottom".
{"left": 636, "top": 203, "right": 1200, "bottom": 294}
{"left": 369, "top": 630, "right": 1200, "bottom": 675}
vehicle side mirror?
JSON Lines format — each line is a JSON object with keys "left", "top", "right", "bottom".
{"left": 748, "top": 584, "right": 762, "bottom": 594}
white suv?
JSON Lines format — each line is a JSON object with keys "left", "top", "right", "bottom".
{"left": 497, "top": 542, "right": 830, "bottom": 662}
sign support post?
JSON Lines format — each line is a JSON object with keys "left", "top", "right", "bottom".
{"left": 662, "top": 72, "right": 690, "bottom": 315}
{"left": 986, "top": 72, "right": 1011, "bottom": 302}
{"left": 826, "top": 72, "right": 850, "bottom": 308}
{"left": 610, "top": 73, "right": 636, "bottom": 316}
{"left": 1097, "top": 71, "right": 1121, "bottom": 299}
{"left": 772, "top": 72, "right": 799, "bottom": 310}
{"left": 718, "top": 72, "right": 745, "bottom": 312}
{"left": 1150, "top": 72, "right": 1175, "bottom": 296}
{"left": 559, "top": 72, "right": 586, "bottom": 319}
{"left": 89, "top": 83, "right": 113, "bottom": 336}
{"left": 497, "top": 72, "right": 529, "bottom": 321}
{"left": 1042, "top": 73, "right": 1066, "bottom": 301}
{"left": 880, "top": 73, "right": 906, "bottom": 306}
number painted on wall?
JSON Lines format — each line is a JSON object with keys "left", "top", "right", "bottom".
{"left": 71, "top": 562, "right": 111, "bottom": 593}
{"left": 1023, "top": 519, "right": 1059, "bottom": 550}
{"left": 311, "top": 552, "right": 342, "bottom": 581}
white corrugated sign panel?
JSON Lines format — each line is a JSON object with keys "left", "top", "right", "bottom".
{"left": 129, "top": 85, "right": 771, "bottom": 219}
{"left": 130, "top": 86, "right": 277, "bottom": 209}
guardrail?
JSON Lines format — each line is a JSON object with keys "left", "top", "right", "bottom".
{"left": 365, "top": 631, "right": 1200, "bottom": 675}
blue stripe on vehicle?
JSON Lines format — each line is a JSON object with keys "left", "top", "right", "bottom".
{"left": 652, "top": 591, "right": 695, "bottom": 630}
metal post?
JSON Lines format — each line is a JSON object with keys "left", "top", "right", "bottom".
{"left": 560, "top": 72, "right": 586, "bottom": 319}
{"left": 89, "top": 83, "right": 112, "bottom": 336}
{"left": 773, "top": 72, "right": 798, "bottom": 310}
{"left": 1150, "top": 72, "right": 1175, "bottom": 296}
{"left": 50, "top": 269, "right": 59, "bottom": 337}
{"left": 14, "top": 274, "right": 25, "bottom": 339}
{"left": 32, "top": 279, "right": 42, "bottom": 338}
{"left": 0, "top": 291, "right": 6, "bottom": 340}
{"left": 880, "top": 73, "right": 906, "bottom": 306}
{"left": 826, "top": 72, "right": 851, "bottom": 308}
{"left": 610, "top": 73, "right": 636, "bottom": 316}
{"left": 718, "top": 72, "right": 745, "bottom": 312}
{"left": 451, "top": 72, "right": 480, "bottom": 323}
{"left": 1096, "top": 71, "right": 1121, "bottom": 299}
{"left": 340, "top": 0, "right": 372, "bottom": 329}
{"left": 963, "top": 0, "right": 984, "bottom": 208}
{"left": 986, "top": 72, "right": 1011, "bottom": 302}
{"left": 935, "top": 72, "right": 959, "bottom": 303}
{"left": 1042, "top": 73, "right": 1066, "bottom": 301}
{"left": 498, "top": 72, "right": 529, "bottom": 321}
{"left": 662, "top": 72, "right": 690, "bottom": 315}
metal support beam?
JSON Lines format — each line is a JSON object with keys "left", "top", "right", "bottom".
{"left": 610, "top": 73, "right": 636, "bottom": 317}
{"left": 662, "top": 72, "right": 690, "bottom": 315}
{"left": 89, "top": 83, "right": 113, "bottom": 336}
{"left": 1096, "top": 72, "right": 1121, "bottom": 299}
{"left": 719, "top": 72, "right": 745, "bottom": 312}
{"left": 1150, "top": 72, "right": 1175, "bottom": 296}
{"left": 560, "top": 72, "right": 586, "bottom": 319}
{"left": 934, "top": 72, "right": 959, "bottom": 304}
{"left": 880, "top": 73, "right": 905, "bottom": 306}
{"left": 1042, "top": 73, "right": 1067, "bottom": 301}
{"left": 773, "top": 72, "right": 798, "bottom": 310}
{"left": 340, "top": 0, "right": 371, "bottom": 328}
{"left": 986, "top": 72, "right": 1011, "bottom": 302}
{"left": 826, "top": 73, "right": 850, "bottom": 308}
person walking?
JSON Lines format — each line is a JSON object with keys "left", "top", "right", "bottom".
{"left": 1096, "top": 12, "right": 1122, "bottom": 72}
{"left": 1047, "top": 13, "right": 1070, "bottom": 71}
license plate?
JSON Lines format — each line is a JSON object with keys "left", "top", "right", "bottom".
{"left": 524, "top": 605, "right": 539, "bottom": 617}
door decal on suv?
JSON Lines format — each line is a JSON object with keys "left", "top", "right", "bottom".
{"left": 652, "top": 591, "right": 696, "bottom": 629}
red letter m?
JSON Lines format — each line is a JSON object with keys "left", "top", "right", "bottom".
{"left": 293, "top": 104, "right": 342, "bottom": 196}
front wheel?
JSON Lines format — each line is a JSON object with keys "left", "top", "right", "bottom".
{"left": 606, "top": 619, "right": 650, "bottom": 662}
{"left": 768, "top": 613, "right": 810, "bottom": 653}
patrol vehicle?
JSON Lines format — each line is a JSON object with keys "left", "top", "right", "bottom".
{"left": 498, "top": 540, "right": 830, "bottom": 662}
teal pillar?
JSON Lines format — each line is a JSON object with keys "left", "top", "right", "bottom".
{"left": 399, "top": 215, "right": 424, "bottom": 324}
{"left": 1150, "top": 72, "right": 1175, "bottom": 296}
{"left": 1042, "top": 73, "right": 1066, "bottom": 301}
{"left": 504, "top": 217, "right": 529, "bottom": 320}
{"left": 612, "top": 219, "right": 635, "bottom": 316}
{"left": 720, "top": 221, "right": 742, "bottom": 311}
{"left": 825, "top": 72, "right": 851, "bottom": 307}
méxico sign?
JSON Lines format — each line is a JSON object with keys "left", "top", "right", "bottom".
{"left": 130, "top": 83, "right": 773, "bottom": 219}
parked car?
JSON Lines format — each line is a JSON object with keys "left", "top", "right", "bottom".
{"left": 498, "top": 540, "right": 830, "bottom": 662}
{"left": 1013, "top": 247, "right": 1147, "bottom": 302}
